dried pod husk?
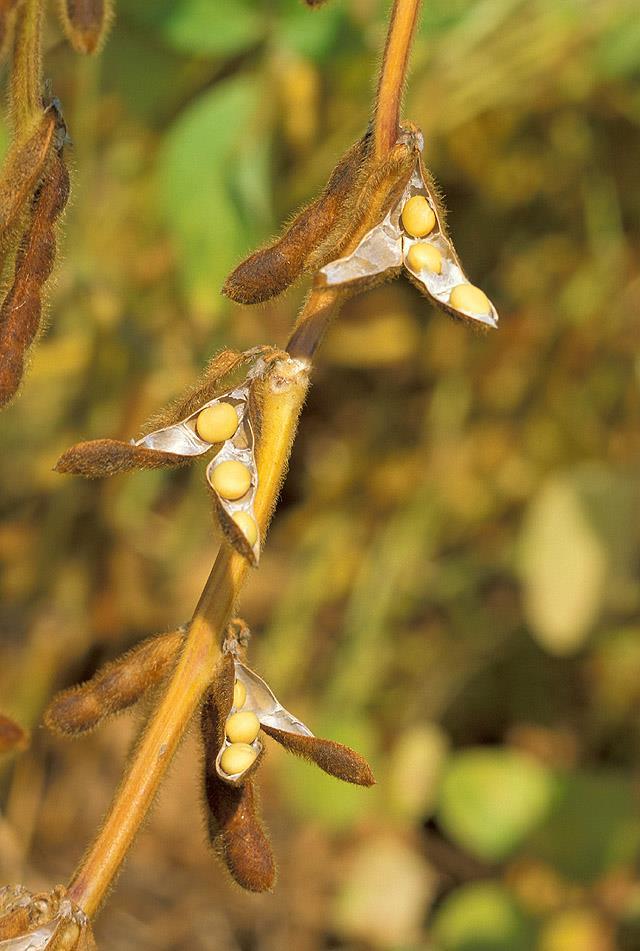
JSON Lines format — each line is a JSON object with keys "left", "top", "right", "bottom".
{"left": 0, "top": 885, "right": 96, "bottom": 948}
{"left": 54, "top": 438, "right": 190, "bottom": 477}
{"left": 57, "top": 0, "right": 114, "bottom": 55}
{"left": 0, "top": 713, "right": 29, "bottom": 754}
{"left": 0, "top": 105, "right": 58, "bottom": 246}
{"left": 203, "top": 774, "right": 275, "bottom": 893}
{"left": 0, "top": 152, "right": 70, "bottom": 408}
{"left": 222, "top": 133, "right": 372, "bottom": 304}
{"left": 44, "top": 627, "right": 186, "bottom": 736}
{"left": 261, "top": 725, "right": 375, "bottom": 786}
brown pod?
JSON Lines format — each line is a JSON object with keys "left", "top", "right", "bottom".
{"left": 54, "top": 438, "right": 189, "bottom": 477}
{"left": 261, "top": 724, "right": 375, "bottom": 786}
{"left": 0, "top": 106, "right": 58, "bottom": 240}
{"left": 222, "top": 133, "right": 371, "bottom": 304}
{"left": 210, "top": 491, "right": 258, "bottom": 567}
{"left": 0, "top": 153, "right": 70, "bottom": 407}
{"left": 204, "top": 774, "right": 276, "bottom": 893}
{"left": 0, "top": 906, "right": 30, "bottom": 941}
{"left": 57, "top": 0, "right": 114, "bottom": 54}
{"left": 45, "top": 628, "right": 185, "bottom": 736}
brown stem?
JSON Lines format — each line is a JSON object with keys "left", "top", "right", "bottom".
{"left": 374, "top": 0, "right": 421, "bottom": 158}
{"left": 11, "top": 0, "right": 43, "bottom": 132}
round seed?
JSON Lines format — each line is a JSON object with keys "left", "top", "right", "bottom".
{"left": 401, "top": 195, "right": 436, "bottom": 238}
{"left": 449, "top": 283, "right": 492, "bottom": 316}
{"left": 226, "top": 710, "right": 260, "bottom": 744}
{"left": 211, "top": 460, "right": 252, "bottom": 500}
{"left": 220, "top": 742, "right": 257, "bottom": 776}
{"left": 232, "top": 511, "right": 258, "bottom": 547}
{"left": 233, "top": 680, "right": 247, "bottom": 709}
{"left": 196, "top": 402, "right": 238, "bottom": 443}
{"left": 406, "top": 242, "right": 442, "bottom": 275}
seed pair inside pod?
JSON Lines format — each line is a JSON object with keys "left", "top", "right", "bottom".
{"left": 196, "top": 402, "right": 239, "bottom": 443}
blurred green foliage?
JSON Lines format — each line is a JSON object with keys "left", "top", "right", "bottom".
{"left": 1, "top": 0, "right": 640, "bottom": 948}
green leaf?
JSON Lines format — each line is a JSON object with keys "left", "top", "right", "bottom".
{"left": 432, "top": 882, "right": 535, "bottom": 951}
{"left": 437, "top": 748, "right": 556, "bottom": 862}
{"left": 124, "top": 0, "right": 264, "bottom": 57}
{"left": 158, "top": 78, "right": 271, "bottom": 318}
{"left": 528, "top": 770, "right": 640, "bottom": 883}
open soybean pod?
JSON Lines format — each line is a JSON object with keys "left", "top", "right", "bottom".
{"left": 201, "top": 656, "right": 275, "bottom": 892}
{"left": 319, "top": 126, "right": 498, "bottom": 330}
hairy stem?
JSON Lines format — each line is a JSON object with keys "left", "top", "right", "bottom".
{"left": 374, "top": 0, "right": 421, "bottom": 158}
{"left": 11, "top": 0, "right": 43, "bottom": 132}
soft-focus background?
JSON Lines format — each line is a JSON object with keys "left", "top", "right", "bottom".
{"left": 1, "top": 0, "right": 640, "bottom": 947}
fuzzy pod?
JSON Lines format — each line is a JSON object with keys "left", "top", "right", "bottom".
{"left": 203, "top": 773, "right": 275, "bottom": 893}
{"left": 54, "top": 438, "right": 189, "bottom": 478}
{"left": 0, "top": 105, "right": 58, "bottom": 242}
{"left": 57, "top": 0, "right": 114, "bottom": 54}
{"left": 0, "top": 712, "right": 28, "bottom": 753}
{"left": 261, "top": 725, "right": 375, "bottom": 786}
{"left": 0, "top": 152, "right": 70, "bottom": 407}
{"left": 44, "top": 628, "right": 186, "bottom": 736}
{"left": 222, "top": 133, "right": 371, "bottom": 304}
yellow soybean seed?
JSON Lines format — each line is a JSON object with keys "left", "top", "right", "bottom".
{"left": 232, "top": 511, "right": 258, "bottom": 547}
{"left": 401, "top": 195, "right": 436, "bottom": 238}
{"left": 233, "top": 680, "right": 247, "bottom": 709}
{"left": 212, "top": 460, "right": 252, "bottom": 500}
{"left": 220, "top": 742, "right": 257, "bottom": 776}
{"left": 226, "top": 711, "right": 260, "bottom": 744}
{"left": 449, "top": 283, "right": 491, "bottom": 316}
{"left": 196, "top": 402, "right": 238, "bottom": 443}
{"left": 406, "top": 242, "right": 442, "bottom": 275}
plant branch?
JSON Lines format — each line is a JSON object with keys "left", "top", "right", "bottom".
{"left": 374, "top": 0, "right": 421, "bottom": 158}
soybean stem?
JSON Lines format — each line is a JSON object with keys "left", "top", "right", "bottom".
{"left": 10, "top": 0, "right": 44, "bottom": 131}
{"left": 374, "top": 0, "right": 421, "bottom": 158}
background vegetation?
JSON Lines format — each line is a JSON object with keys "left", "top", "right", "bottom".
{"left": 1, "top": 0, "right": 640, "bottom": 947}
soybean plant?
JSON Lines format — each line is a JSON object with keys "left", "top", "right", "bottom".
{"left": 0, "top": 0, "right": 499, "bottom": 943}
